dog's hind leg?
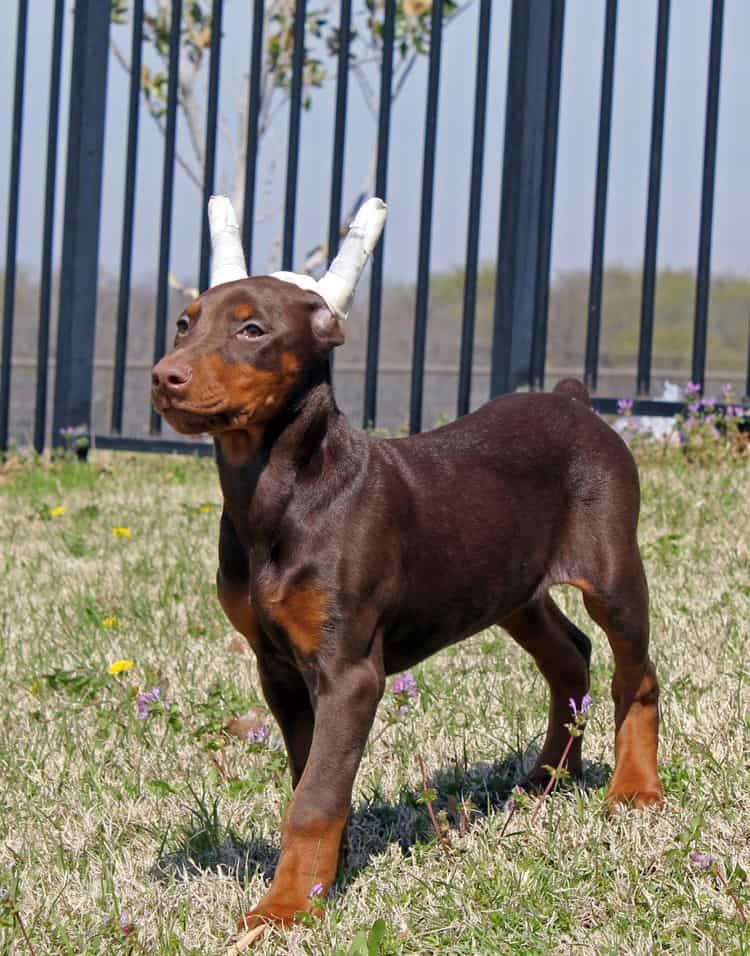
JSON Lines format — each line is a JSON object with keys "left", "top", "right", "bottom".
{"left": 574, "top": 562, "right": 664, "bottom": 810}
{"left": 500, "top": 593, "right": 591, "bottom": 787}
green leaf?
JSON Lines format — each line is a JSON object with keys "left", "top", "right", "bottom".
{"left": 146, "top": 778, "right": 182, "bottom": 797}
{"left": 367, "top": 918, "right": 387, "bottom": 955}
{"left": 348, "top": 931, "right": 370, "bottom": 956}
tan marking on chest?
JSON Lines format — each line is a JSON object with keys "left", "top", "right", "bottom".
{"left": 260, "top": 582, "right": 329, "bottom": 655}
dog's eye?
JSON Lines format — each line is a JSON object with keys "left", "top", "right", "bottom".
{"left": 239, "top": 322, "right": 264, "bottom": 338}
{"left": 176, "top": 317, "right": 189, "bottom": 335}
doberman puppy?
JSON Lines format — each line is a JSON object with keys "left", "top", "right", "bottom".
{"left": 151, "top": 276, "right": 663, "bottom": 931}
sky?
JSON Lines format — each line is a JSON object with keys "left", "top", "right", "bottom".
{"left": 1, "top": 0, "right": 749, "bottom": 293}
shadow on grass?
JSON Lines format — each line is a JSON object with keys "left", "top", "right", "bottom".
{"left": 151, "top": 748, "right": 611, "bottom": 890}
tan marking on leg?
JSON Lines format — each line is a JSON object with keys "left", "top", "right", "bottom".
{"left": 581, "top": 590, "right": 664, "bottom": 811}
{"left": 240, "top": 809, "right": 348, "bottom": 929}
{"left": 218, "top": 583, "right": 260, "bottom": 650}
{"left": 261, "top": 582, "right": 328, "bottom": 655}
{"left": 606, "top": 656, "right": 662, "bottom": 810}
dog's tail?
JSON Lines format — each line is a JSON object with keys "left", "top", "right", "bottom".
{"left": 553, "top": 378, "right": 590, "bottom": 405}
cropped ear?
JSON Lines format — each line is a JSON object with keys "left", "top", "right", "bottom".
{"left": 310, "top": 305, "right": 345, "bottom": 351}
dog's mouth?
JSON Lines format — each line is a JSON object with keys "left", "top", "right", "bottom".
{"left": 152, "top": 392, "right": 233, "bottom": 435}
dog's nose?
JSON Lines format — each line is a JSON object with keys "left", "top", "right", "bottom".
{"left": 151, "top": 359, "right": 192, "bottom": 395}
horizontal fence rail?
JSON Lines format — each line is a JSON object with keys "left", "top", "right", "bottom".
{"left": 0, "top": 0, "right": 748, "bottom": 457}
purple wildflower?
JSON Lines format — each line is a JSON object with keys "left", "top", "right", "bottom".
{"left": 246, "top": 725, "right": 271, "bottom": 746}
{"left": 702, "top": 395, "right": 717, "bottom": 409}
{"left": 616, "top": 398, "right": 634, "bottom": 416}
{"left": 569, "top": 695, "right": 592, "bottom": 725}
{"left": 393, "top": 671, "right": 419, "bottom": 699}
{"left": 136, "top": 687, "right": 166, "bottom": 720}
{"left": 721, "top": 383, "right": 734, "bottom": 400}
{"left": 690, "top": 851, "right": 714, "bottom": 870}
{"left": 687, "top": 402, "right": 701, "bottom": 416}
{"left": 308, "top": 882, "right": 324, "bottom": 899}
{"left": 119, "top": 911, "right": 136, "bottom": 936}
{"left": 685, "top": 381, "right": 702, "bottom": 397}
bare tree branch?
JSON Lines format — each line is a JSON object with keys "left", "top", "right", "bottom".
{"left": 110, "top": 35, "right": 204, "bottom": 190}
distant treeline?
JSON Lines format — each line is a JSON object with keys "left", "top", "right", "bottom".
{"left": 3, "top": 264, "right": 748, "bottom": 373}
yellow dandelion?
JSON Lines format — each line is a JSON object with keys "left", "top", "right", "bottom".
{"left": 107, "top": 659, "right": 133, "bottom": 675}
{"left": 50, "top": 505, "right": 66, "bottom": 518}
{"left": 199, "top": 503, "right": 215, "bottom": 513}
{"left": 101, "top": 616, "right": 118, "bottom": 629}
{"left": 112, "top": 527, "right": 132, "bottom": 538}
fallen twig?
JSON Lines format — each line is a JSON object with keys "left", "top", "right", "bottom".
{"left": 11, "top": 906, "right": 36, "bottom": 956}
{"left": 224, "top": 922, "right": 266, "bottom": 955}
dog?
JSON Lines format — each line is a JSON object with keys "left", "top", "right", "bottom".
{"left": 151, "top": 199, "right": 663, "bottom": 933}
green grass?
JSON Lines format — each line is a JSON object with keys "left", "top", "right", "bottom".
{"left": 0, "top": 449, "right": 748, "bottom": 954}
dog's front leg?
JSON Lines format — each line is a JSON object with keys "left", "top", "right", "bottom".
{"left": 241, "top": 656, "right": 384, "bottom": 929}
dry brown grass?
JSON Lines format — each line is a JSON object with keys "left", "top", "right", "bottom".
{"left": 0, "top": 450, "right": 748, "bottom": 954}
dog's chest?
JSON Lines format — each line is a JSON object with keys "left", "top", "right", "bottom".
{"left": 250, "top": 563, "right": 330, "bottom": 659}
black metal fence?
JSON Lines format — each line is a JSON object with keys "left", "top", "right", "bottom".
{"left": 1, "top": 0, "right": 747, "bottom": 456}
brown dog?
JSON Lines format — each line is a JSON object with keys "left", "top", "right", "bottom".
{"left": 152, "top": 275, "right": 663, "bottom": 931}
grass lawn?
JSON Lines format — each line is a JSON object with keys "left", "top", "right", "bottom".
{"left": 0, "top": 448, "right": 748, "bottom": 954}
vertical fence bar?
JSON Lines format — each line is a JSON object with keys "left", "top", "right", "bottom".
{"left": 637, "top": 0, "right": 670, "bottom": 397}
{"left": 111, "top": 0, "right": 144, "bottom": 434}
{"left": 0, "top": 0, "right": 29, "bottom": 452}
{"left": 35, "top": 2, "right": 64, "bottom": 452}
{"left": 363, "top": 0, "right": 395, "bottom": 428}
{"left": 409, "top": 1, "right": 444, "bottom": 434}
{"left": 242, "top": 0, "right": 264, "bottom": 274}
{"left": 457, "top": 0, "right": 492, "bottom": 419}
{"left": 327, "top": 0, "right": 352, "bottom": 266}
{"left": 691, "top": 0, "right": 724, "bottom": 390}
{"left": 282, "top": 0, "right": 307, "bottom": 271}
{"left": 198, "top": 0, "right": 224, "bottom": 293}
{"left": 490, "top": 0, "right": 564, "bottom": 398}
{"left": 529, "top": 0, "right": 565, "bottom": 391}
{"left": 52, "top": 0, "right": 111, "bottom": 445}
{"left": 584, "top": 0, "right": 617, "bottom": 393}
{"left": 491, "top": 2, "right": 529, "bottom": 399}
{"left": 149, "top": 0, "right": 183, "bottom": 434}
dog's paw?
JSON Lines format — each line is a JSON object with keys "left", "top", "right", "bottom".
{"left": 606, "top": 785, "right": 664, "bottom": 812}
{"left": 238, "top": 892, "right": 322, "bottom": 934}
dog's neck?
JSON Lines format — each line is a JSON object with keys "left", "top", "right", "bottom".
{"left": 215, "top": 367, "right": 354, "bottom": 544}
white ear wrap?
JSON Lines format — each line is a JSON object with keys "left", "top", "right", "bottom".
{"left": 315, "top": 197, "right": 387, "bottom": 319}
{"left": 208, "top": 195, "right": 248, "bottom": 287}
{"left": 271, "top": 197, "right": 387, "bottom": 319}
{"left": 207, "top": 194, "right": 387, "bottom": 315}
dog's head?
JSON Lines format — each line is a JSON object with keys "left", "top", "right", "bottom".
{"left": 151, "top": 277, "right": 344, "bottom": 436}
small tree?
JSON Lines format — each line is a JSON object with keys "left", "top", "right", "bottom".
{"left": 110, "top": 0, "right": 470, "bottom": 273}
